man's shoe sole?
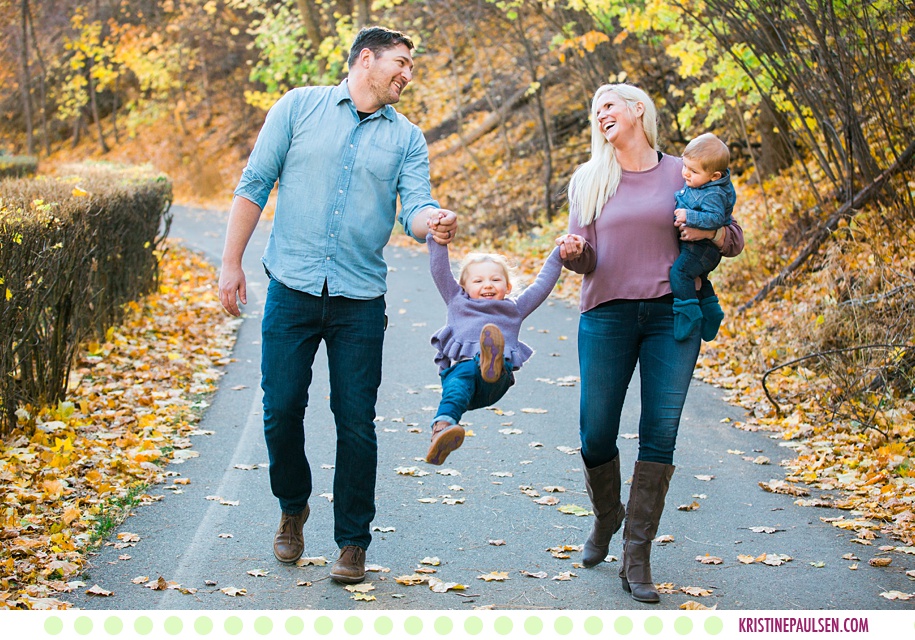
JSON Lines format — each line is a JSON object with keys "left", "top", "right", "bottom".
{"left": 329, "top": 571, "right": 366, "bottom": 584}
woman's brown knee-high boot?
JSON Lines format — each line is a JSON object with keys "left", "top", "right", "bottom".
{"left": 619, "top": 460, "right": 675, "bottom": 603}
{"left": 581, "top": 454, "right": 626, "bottom": 568}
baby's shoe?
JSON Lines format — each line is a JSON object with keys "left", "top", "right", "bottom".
{"left": 426, "top": 421, "right": 465, "bottom": 465}
{"left": 480, "top": 324, "right": 505, "bottom": 383}
{"left": 699, "top": 296, "right": 725, "bottom": 342}
{"left": 672, "top": 298, "right": 702, "bottom": 341}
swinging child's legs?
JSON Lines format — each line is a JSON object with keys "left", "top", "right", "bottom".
{"left": 426, "top": 325, "right": 513, "bottom": 465}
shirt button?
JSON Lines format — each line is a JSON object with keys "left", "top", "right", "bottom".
{"left": 344, "top": 166, "right": 349, "bottom": 170}
{"left": 330, "top": 234, "right": 335, "bottom": 238}
{"left": 350, "top": 144, "right": 354, "bottom": 148}
{"left": 334, "top": 210, "right": 339, "bottom": 214}
{"left": 326, "top": 256, "right": 331, "bottom": 261}
{"left": 339, "top": 189, "right": 343, "bottom": 194}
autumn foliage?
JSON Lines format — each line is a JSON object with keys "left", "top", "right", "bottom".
{"left": 0, "top": 165, "right": 172, "bottom": 434}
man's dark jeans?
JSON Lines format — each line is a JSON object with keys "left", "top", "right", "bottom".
{"left": 670, "top": 239, "right": 720, "bottom": 302}
{"left": 261, "top": 278, "right": 385, "bottom": 550}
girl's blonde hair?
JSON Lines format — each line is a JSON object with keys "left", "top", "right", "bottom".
{"left": 568, "top": 83, "right": 659, "bottom": 227}
{"left": 458, "top": 253, "right": 514, "bottom": 289}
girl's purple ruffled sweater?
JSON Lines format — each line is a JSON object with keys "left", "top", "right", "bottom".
{"left": 427, "top": 234, "right": 563, "bottom": 373}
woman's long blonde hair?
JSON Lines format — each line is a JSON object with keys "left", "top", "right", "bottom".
{"left": 568, "top": 83, "right": 659, "bottom": 227}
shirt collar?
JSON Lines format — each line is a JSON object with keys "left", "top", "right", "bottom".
{"left": 335, "top": 79, "right": 395, "bottom": 122}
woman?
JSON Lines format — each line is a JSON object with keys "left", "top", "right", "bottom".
{"left": 557, "top": 84, "right": 744, "bottom": 603}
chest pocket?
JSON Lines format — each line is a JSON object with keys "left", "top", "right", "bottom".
{"left": 364, "top": 144, "right": 403, "bottom": 183}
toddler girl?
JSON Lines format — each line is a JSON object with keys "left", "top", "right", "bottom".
{"left": 424, "top": 232, "right": 577, "bottom": 464}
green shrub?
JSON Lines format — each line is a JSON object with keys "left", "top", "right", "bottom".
{"left": 0, "top": 164, "right": 172, "bottom": 434}
{"left": 0, "top": 155, "right": 39, "bottom": 179}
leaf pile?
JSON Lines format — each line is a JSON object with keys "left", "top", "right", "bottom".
{"left": 0, "top": 244, "right": 237, "bottom": 609}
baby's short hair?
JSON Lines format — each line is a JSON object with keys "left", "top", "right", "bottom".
{"left": 683, "top": 133, "right": 730, "bottom": 174}
{"left": 458, "top": 253, "right": 514, "bottom": 289}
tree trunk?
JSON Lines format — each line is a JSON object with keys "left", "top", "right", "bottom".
{"left": 296, "top": 0, "right": 327, "bottom": 75}
{"left": 86, "top": 62, "right": 109, "bottom": 153}
{"left": 25, "top": 1, "right": 50, "bottom": 156}
{"left": 18, "top": 0, "right": 34, "bottom": 155}
{"left": 356, "top": 0, "right": 370, "bottom": 27}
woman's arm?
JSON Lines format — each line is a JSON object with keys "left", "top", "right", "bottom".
{"left": 678, "top": 220, "right": 744, "bottom": 258}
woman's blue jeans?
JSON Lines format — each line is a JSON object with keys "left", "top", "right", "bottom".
{"left": 578, "top": 298, "right": 701, "bottom": 467}
{"left": 434, "top": 356, "right": 514, "bottom": 425}
{"left": 261, "top": 278, "right": 385, "bottom": 550}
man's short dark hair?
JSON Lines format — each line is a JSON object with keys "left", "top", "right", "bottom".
{"left": 347, "top": 26, "right": 414, "bottom": 66}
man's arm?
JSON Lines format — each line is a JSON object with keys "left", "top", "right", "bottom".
{"left": 218, "top": 196, "right": 262, "bottom": 317}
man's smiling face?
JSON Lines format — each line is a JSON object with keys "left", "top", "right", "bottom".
{"left": 365, "top": 44, "right": 414, "bottom": 108}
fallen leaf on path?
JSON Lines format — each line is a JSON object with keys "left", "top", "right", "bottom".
{"left": 117, "top": 532, "right": 140, "bottom": 543}
{"left": 418, "top": 498, "right": 438, "bottom": 503}
{"left": 437, "top": 469, "right": 461, "bottom": 476}
{"left": 558, "top": 504, "right": 592, "bottom": 516}
{"left": 395, "top": 574, "right": 427, "bottom": 586}
{"left": 748, "top": 526, "right": 782, "bottom": 534}
{"left": 428, "top": 578, "right": 466, "bottom": 593}
{"left": 760, "top": 553, "right": 792, "bottom": 566}
{"left": 696, "top": 555, "right": 722, "bottom": 565}
{"left": 296, "top": 557, "right": 328, "bottom": 567}
{"left": 543, "top": 486, "right": 566, "bottom": 493}
{"left": 478, "top": 571, "right": 509, "bottom": 582}
{"left": 221, "top": 587, "right": 247, "bottom": 597}
{"left": 344, "top": 583, "right": 375, "bottom": 593}
{"left": 520, "top": 570, "right": 548, "bottom": 578}
{"left": 489, "top": 539, "right": 506, "bottom": 546}
{"left": 131, "top": 576, "right": 149, "bottom": 584}
{"left": 880, "top": 591, "right": 913, "bottom": 600}
{"left": 234, "top": 464, "right": 258, "bottom": 470}
{"left": 443, "top": 497, "right": 465, "bottom": 505}
{"left": 556, "top": 446, "right": 579, "bottom": 455}
{"left": 319, "top": 493, "right": 333, "bottom": 502}
{"left": 552, "top": 571, "right": 577, "bottom": 581}
{"left": 681, "top": 586, "right": 713, "bottom": 596}
{"left": 498, "top": 428, "right": 523, "bottom": 435}
{"left": 621, "top": 433, "right": 639, "bottom": 439}
{"left": 395, "top": 466, "right": 430, "bottom": 477}
{"left": 415, "top": 567, "right": 437, "bottom": 574}
{"left": 86, "top": 585, "right": 113, "bottom": 596}
{"left": 534, "top": 496, "right": 559, "bottom": 505}
{"left": 366, "top": 564, "right": 390, "bottom": 573}
{"left": 868, "top": 557, "right": 892, "bottom": 567}
{"left": 220, "top": 499, "right": 239, "bottom": 506}
{"left": 218, "top": 533, "right": 232, "bottom": 538}
{"left": 654, "top": 535, "right": 675, "bottom": 544}
{"left": 247, "top": 569, "right": 269, "bottom": 577}
{"left": 753, "top": 456, "right": 771, "bottom": 465}
{"left": 809, "top": 561, "right": 826, "bottom": 568}
{"left": 680, "top": 601, "right": 717, "bottom": 610}
{"left": 678, "top": 501, "right": 700, "bottom": 512}
{"left": 373, "top": 526, "right": 395, "bottom": 533}
{"left": 491, "top": 471, "right": 513, "bottom": 477}
{"left": 297, "top": 581, "right": 312, "bottom": 587}
{"left": 759, "top": 480, "right": 809, "bottom": 496}
{"left": 694, "top": 475, "right": 715, "bottom": 482}
{"left": 521, "top": 408, "right": 547, "bottom": 414}
{"left": 449, "top": 485, "right": 464, "bottom": 491}
{"left": 204, "top": 580, "right": 217, "bottom": 586}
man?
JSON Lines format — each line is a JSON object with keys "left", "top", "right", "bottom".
{"left": 218, "top": 26, "right": 457, "bottom": 585}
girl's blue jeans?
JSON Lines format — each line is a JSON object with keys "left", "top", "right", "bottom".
{"left": 433, "top": 356, "right": 514, "bottom": 425}
{"left": 578, "top": 297, "right": 701, "bottom": 467}
{"left": 261, "top": 278, "right": 385, "bottom": 550}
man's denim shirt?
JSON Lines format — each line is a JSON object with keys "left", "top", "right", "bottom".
{"left": 234, "top": 80, "right": 438, "bottom": 299}
{"left": 674, "top": 169, "right": 736, "bottom": 231}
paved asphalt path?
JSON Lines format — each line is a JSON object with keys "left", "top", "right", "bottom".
{"left": 63, "top": 205, "right": 914, "bottom": 611}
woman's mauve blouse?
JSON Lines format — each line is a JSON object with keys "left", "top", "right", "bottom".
{"left": 563, "top": 154, "right": 744, "bottom": 312}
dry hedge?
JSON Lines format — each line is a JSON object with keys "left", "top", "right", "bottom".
{"left": 0, "top": 155, "right": 39, "bottom": 179}
{"left": 0, "top": 166, "right": 173, "bottom": 434}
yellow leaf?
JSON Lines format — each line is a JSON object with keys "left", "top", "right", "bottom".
{"left": 72, "top": 186, "right": 89, "bottom": 197}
